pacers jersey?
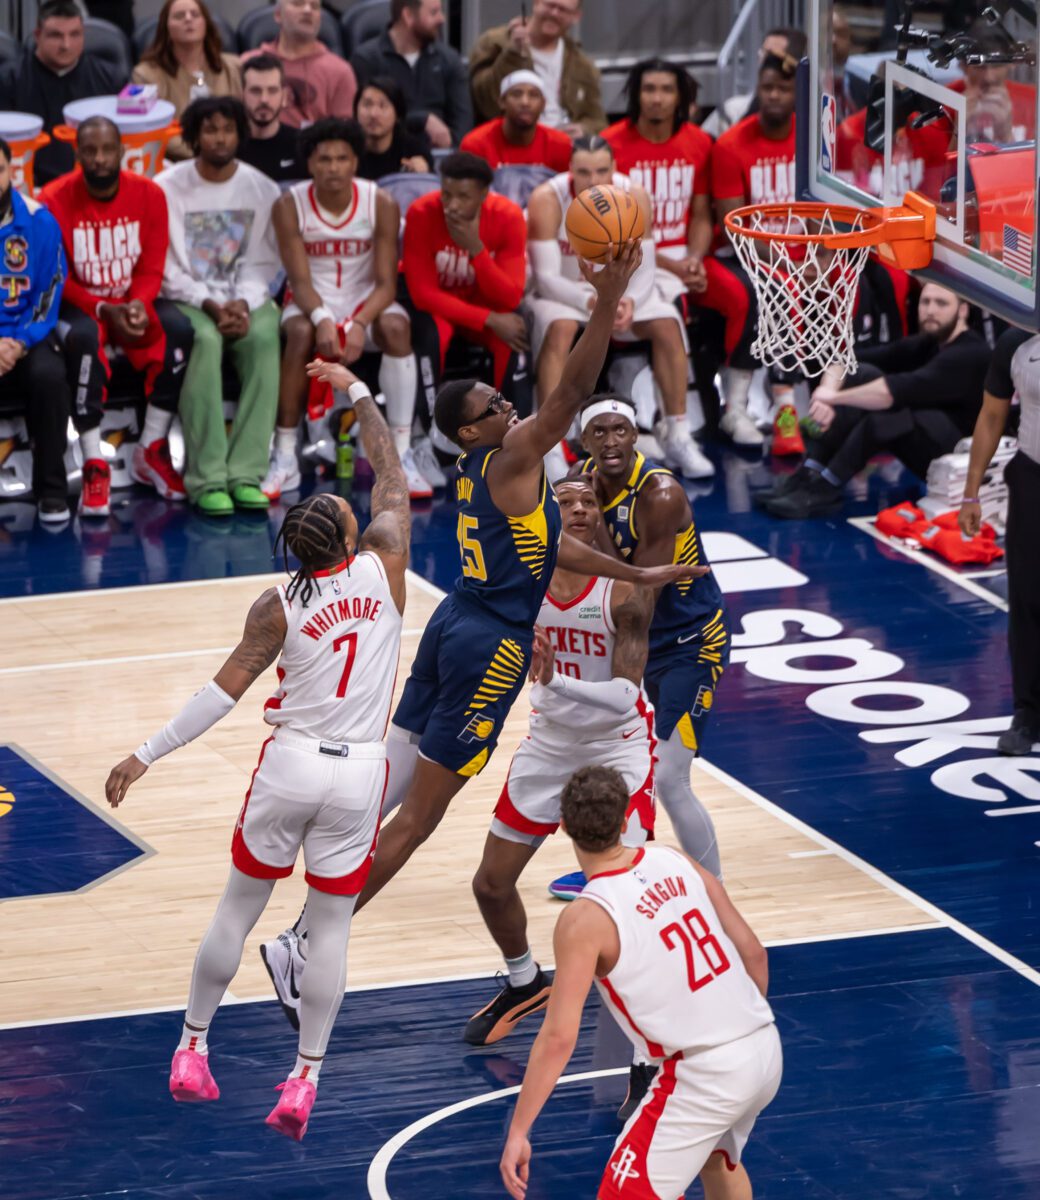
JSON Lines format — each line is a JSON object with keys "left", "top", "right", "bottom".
{"left": 579, "top": 451, "right": 724, "bottom": 656}
{"left": 530, "top": 575, "right": 651, "bottom": 742}
{"left": 547, "top": 170, "right": 632, "bottom": 280}
{"left": 264, "top": 552, "right": 402, "bottom": 743}
{"left": 453, "top": 446, "right": 562, "bottom": 627}
{"left": 582, "top": 845, "right": 774, "bottom": 1058}
{"left": 287, "top": 178, "right": 379, "bottom": 314}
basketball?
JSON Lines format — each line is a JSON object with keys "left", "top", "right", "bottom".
{"left": 565, "top": 184, "right": 645, "bottom": 263}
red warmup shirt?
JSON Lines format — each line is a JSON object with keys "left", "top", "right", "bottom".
{"left": 402, "top": 190, "right": 526, "bottom": 331}
{"left": 460, "top": 118, "right": 572, "bottom": 172}
{"left": 603, "top": 118, "right": 712, "bottom": 250}
{"left": 712, "top": 113, "right": 797, "bottom": 205}
{"left": 835, "top": 106, "right": 949, "bottom": 199}
{"left": 39, "top": 170, "right": 169, "bottom": 315}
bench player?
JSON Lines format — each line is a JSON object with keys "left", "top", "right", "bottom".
{"left": 263, "top": 117, "right": 427, "bottom": 500}
{"left": 500, "top": 765, "right": 782, "bottom": 1200}
{"left": 464, "top": 476, "right": 674, "bottom": 1048}
{"left": 104, "top": 363, "right": 410, "bottom": 1141}
{"left": 526, "top": 136, "right": 712, "bottom": 479}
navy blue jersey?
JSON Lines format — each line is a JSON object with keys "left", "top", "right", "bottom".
{"left": 580, "top": 452, "right": 724, "bottom": 656}
{"left": 453, "top": 446, "right": 562, "bottom": 628}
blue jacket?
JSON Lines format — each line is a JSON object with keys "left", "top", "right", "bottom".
{"left": 0, "top": 189, "right": 66, "bottom": 348}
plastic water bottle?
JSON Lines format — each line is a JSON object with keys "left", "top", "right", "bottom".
{"left": 336, "top": 409, "right": 355, "bottom": 481}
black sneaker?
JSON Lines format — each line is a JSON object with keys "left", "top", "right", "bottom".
{"left": 997, "top": 711, "right": 1038, "bottom": 756}
{"left": 617, "top": 1062, "right": 658, "bottom": 1122}
{"left": 753, "top": 463, "right": 812, "bottom": 505}
{"left": 763, "top": 473, "right": 844, "bottom": 519}
{"left": 463, "top": 969, "right": 552, "bottom": 1046}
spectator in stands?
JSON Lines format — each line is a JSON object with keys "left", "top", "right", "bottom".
{"left": 403, "top": 152, "right": 529, "bottom": 430}
{"left": 469, "top": 0, "right": 604, "bottom": 136}
{"left": 759, "top": 284, "right": 990, "bottom": 518}
{"left": 0, "top": 0, "right": 128, "bottom": 186}
{"left": 132, "top": 0, "right": 242, "bottom": 162}
{"left": 527, "top": 135, "right": 711, "bottom": 477}
{"left": 351, "top": 0, "right": 472, "bottom": 150}
{"left": 950, "top": 20, "right": 1037, "bottom": 144}
{"left": 701, "top": 29, "right": 805, "bottom": 138}
{"left": 0, "top": 137, "right": 69, "bottom": 523}
{"left": 156, "top": 98, "right": 281, "bottom": 517}
{"left": 40, "top": 117, "right": 194, "bottom": 519}
{"left": 460, "top": 71, "right": 571, "bottom": 171}
{"left": 239, "top": 53, "right": 303, "bottom": 183}
{"left": 241, "top": 0, "right": 357, "bottom": 129}
{"left": 356, "top": 77, "right": 431, "bottom": 179}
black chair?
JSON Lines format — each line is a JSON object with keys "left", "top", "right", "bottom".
{"left": 340, "top": 0, "right": 388, "bottom": 57}
{"left": 0, "top": 30, "right": 18, "bottom": 66}
{"left": 236, "top": 4, "right": 343, "bottom": 55}
{"left": 23, "top": 17, "right": 134, "bottom": 81}
{"left": 132, "top": 12, "right": 238, "bottom": 59}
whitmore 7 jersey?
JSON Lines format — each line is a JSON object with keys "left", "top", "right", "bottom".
{"left": 264, "top": 551, "right": 402, "bottom": 744}
{"left": 582, "top": 845, "right": 774, "bottom": 1059}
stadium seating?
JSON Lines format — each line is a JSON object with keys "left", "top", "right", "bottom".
{"left": 491, "top": 164, "right": 556, "bottom": 210}
{"left": 340, "top": 0, "right": 389, "bottom": 58}
{"left": 22, "top": 16, "right": 135, "bottom": 81}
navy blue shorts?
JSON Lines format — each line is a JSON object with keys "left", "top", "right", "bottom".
{"left": 645, "top": 607, "right": 730, "bottom": 750}
{"left": 393, "top": 593, "right": 533, "bottom": 776}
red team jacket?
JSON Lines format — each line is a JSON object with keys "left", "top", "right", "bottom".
{"left": 711, "top": 113, "right": 797, "bottom": 205}
{"left": 460, "top": 118, "right": 572, "bottom": 172}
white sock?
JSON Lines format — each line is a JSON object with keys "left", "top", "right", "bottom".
{"left": 722, "top": 367, "right": 753, "bottom": 412}
{"left": 79, "top": 427, "right": 103, "bottom": 462}
{"left": 665, "top": 413, "right": 687, "bottom": 440}
{"left": 140, "top": 404, "right": 174, "bottom": 447}
{"left": 379, "top": 354, "right": 418, "bottom": 456}
{"left": 290, "top": 1053, "right": 321, "bottom": 1085}
{"left": 274, "top": 426, "right": 297, "bottom": 459}
{"left": 178, "top": 1021, "right": 209, "bottom": 1054}
{"left": 505, "top": 949, "right": 538, "bottom": 988}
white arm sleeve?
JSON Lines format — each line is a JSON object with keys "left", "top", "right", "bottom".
{"left": 135, "top": 680, "right": 237, "bottom": 766}
{"left": 543, "top": 671, "right": 640, "bottom": 715}
{"left": 625, "top": 237, "right": 659, "bottom": 309}
{"left": 528, "top": 239, "right": 596, "bottom": 311}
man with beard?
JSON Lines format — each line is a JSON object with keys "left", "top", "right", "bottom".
{"left": 156, "top": 97, "right": 281, "bottom": 516}
{"left": 239, "top": 54, "right": 303, "bottom": 184}
{"left": 760, "top": 284, "right": 992, "bottom": 518}
{"left": 41, "top": 118, "right": 195, "bottom": 517}
{"left": 461, "top": 72, "right": 571, "bottom": 170}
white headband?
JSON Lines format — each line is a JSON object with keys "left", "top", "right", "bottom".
{"left": 500, "top": 69, "right": 546, "bottom": 99}
{"left": 580, "top": 398, "right": 637, "bottom": 431}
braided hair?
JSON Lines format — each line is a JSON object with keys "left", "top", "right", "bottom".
{"left": 274, "top": 493, "right": 351, "bottom": 607}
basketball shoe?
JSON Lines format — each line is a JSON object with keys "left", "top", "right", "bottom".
{"left": 260, "top": 929, "right": 304, "bottom": 1031}
{"left": 412, "top": 436, "right": 448, "bottom": 488}
{"left": 719, "top": 405, "right": 764, "bottom": 447}
{"left": 265, "top": 1076, "right": 316, "bottom": 1141}
{"left": 548, "top": 870, "right": 586, "bottom": 900}
{"left": 169, "top": 1048, "right": 220, "bottom": 1102}
{"left": 770, "top": 404, "right": 805, "bottom": 457}
{"left": 261, "top": 453, "right": 301, "bottom": 501}
{"left": 463, "top": 968, "right": 552, "bottom": 1046}
{"left": 654, "top": 421, "right": 715, "bottom": 479}
{"left": 617, "top": 1063, "right": 658, "bottom": 1122}
{"left": 400, "top": 446, "right": 433, "bottom": 500}
{"left": 79, "top": 458, "right": 111, "bottom": 517}
{"left": 130, "top": 439, "right": 186, "bottom": 500}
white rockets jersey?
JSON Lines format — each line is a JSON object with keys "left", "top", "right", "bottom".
{"left": 548, "top": 171, "right": 633, "bottom": 281}
{"left": 529, "top": 576, "right": 651, "bottom": 743}
{"left": 288, "top": 177, "right": 379, "bottom": 313}
{"left": 582, "top": 845, "right": 774, "bottom": 1058}
{"left": 264, "top": 551, "right": 402, "bottom": 744}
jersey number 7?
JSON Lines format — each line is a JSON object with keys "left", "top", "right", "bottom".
{"left": 333, "top": 632, "right": 358, "bottom": 698}
{"left": 660, "top": 907, "right": 731, "bottom": 994}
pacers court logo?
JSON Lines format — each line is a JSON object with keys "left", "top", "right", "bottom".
{"left": 0, "top": 785, "right": 14, "bottom": 818}
{"left": 610, "top": 1145, "right": 641, "bottom": 1187}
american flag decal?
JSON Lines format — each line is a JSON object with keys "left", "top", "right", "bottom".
{"left": 1003, "top": 224, "right": 1033, "bottom": 275}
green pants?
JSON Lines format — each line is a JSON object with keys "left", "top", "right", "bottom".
{"left": 176, "top": 300, "right": 280, "bottom": 502}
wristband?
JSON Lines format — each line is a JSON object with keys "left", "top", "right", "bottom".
{"left": 311, "top": 305, "right": 335, "bottom": 328}
{"left": 961, "top": 497, "right": 980, "bottom": 504}
{"left": 347, "top": 381, "right": 372, "bottom": 405}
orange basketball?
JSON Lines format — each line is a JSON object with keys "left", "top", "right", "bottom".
{"left": 565, "top": 184, "right": 645, "bottom": 263}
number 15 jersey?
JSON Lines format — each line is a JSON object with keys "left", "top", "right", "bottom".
{"left": 582, "top": 845, "right": 774, "bottom": 1058}
{"left": 264, "top": 552, "right": 403, "bottom": 744}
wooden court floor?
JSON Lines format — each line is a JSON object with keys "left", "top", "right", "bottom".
{"left": 0, "top": 571, "right": 934, "bottom": 1025}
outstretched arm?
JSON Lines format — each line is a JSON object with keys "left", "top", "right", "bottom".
{"left": 104, "top": 589, "right": 287, "bottom": 807}
{"left": 558, "top": 531, "right": 707, "bottom": 589}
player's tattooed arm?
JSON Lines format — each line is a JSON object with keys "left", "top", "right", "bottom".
{"left": 610, "top": 583, "right": 652, "bottom": 685}
{"left": 215, "top": 588, "right": 288, "bottom": 699}
{"left": 354, "top": 393, "right": 411, "bottom": 613}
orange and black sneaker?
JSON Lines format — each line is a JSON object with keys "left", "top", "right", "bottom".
{"left": 79, "top": 458, "right": 112, "bottom": 517}
{"left": 771, "top": 403, "right": 805, "bottom": 458}
{"left": 464, "top": 969, "right": 552, "bottom": 1046}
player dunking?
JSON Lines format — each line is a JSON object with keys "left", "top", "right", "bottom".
{"left": 500, "top": 766, "right": 782, "bottom": 1200}
{"left": 464, "top": 476, "right": 667, "bottom": 1047}
{"left": 104, "top": 364, "right": 409, "bottom": 1141}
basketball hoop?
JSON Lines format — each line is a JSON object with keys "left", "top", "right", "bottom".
{"left": 724, "top": 191, "right": 936, "bottom": 377}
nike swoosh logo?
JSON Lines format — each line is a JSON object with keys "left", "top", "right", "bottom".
{"left": 621, "top": 729, "right": 637, "bottom": 739}
{"left": 171, "top": 362, "right": 186, "bottom": 375}
{"left": 280, "top": 159, "right": 295, "bottom": 168}
{"left": 677, "top": 632, "right": 699, "bottom": 644}
{"left": 1029, "top": 354, "right": 1040, "bottom": 362}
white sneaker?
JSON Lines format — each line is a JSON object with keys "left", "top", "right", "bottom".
{"left": 636, "top": 431, "right": 667, "bottom": 463}
{"left": 411, "top": 437, "right": 447, "bottom": 489}
{"left": 660, "top": 429, "right": 715, "bottom": 479}
{"left": 400, "top": 446, "right": 433, "bottom": 500}
{"left": 719, "top": 407, "right": 765, "bottom": 447}
{"left": 261, "top": 454, "right": 301, "bottom": 500}
{"left": 260, "top": 929, "right": 304, "bottom": 1032}
{"left": 543, "top": 441, "right": 569, "bottom": 482}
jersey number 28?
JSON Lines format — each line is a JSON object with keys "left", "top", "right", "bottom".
{"left": 660, "top": 907, "right": 731, "bottom": 993}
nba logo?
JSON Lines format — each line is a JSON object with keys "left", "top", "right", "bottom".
{"left": 820, "top": 93, "right": 836, "bottom": 175}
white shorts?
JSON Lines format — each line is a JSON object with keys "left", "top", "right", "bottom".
{"left": 525, "top": 285, "right": 688, "bottom": 364}
{"left": 281, "top": 300, "right": 410, "bottom": 351}
{"left": 492, "top": 728, "right": 655, "bottom": 847}
{"left": 599, "top": 1023, "right": 783, "bottom": 1200}
{"left": 231, "top": 730, "right": 388, "bottom": 896}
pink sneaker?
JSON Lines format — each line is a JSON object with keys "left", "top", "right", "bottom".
{"left": 265, "top": 1076, "right": 317, "bottom": 1141}
{"left": 169, "top": 1048, "right": 220, "bottom": 1103}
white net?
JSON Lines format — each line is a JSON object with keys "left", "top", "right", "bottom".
{"left": 727, "top": 206, "right": 874, "bottom": 379}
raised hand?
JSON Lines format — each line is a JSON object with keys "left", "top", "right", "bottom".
{"left": 529, "top": 625, "right": 555, "bottom": 685}
{"left": 578, "top": 240, "right": 643, "bottom": 305}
